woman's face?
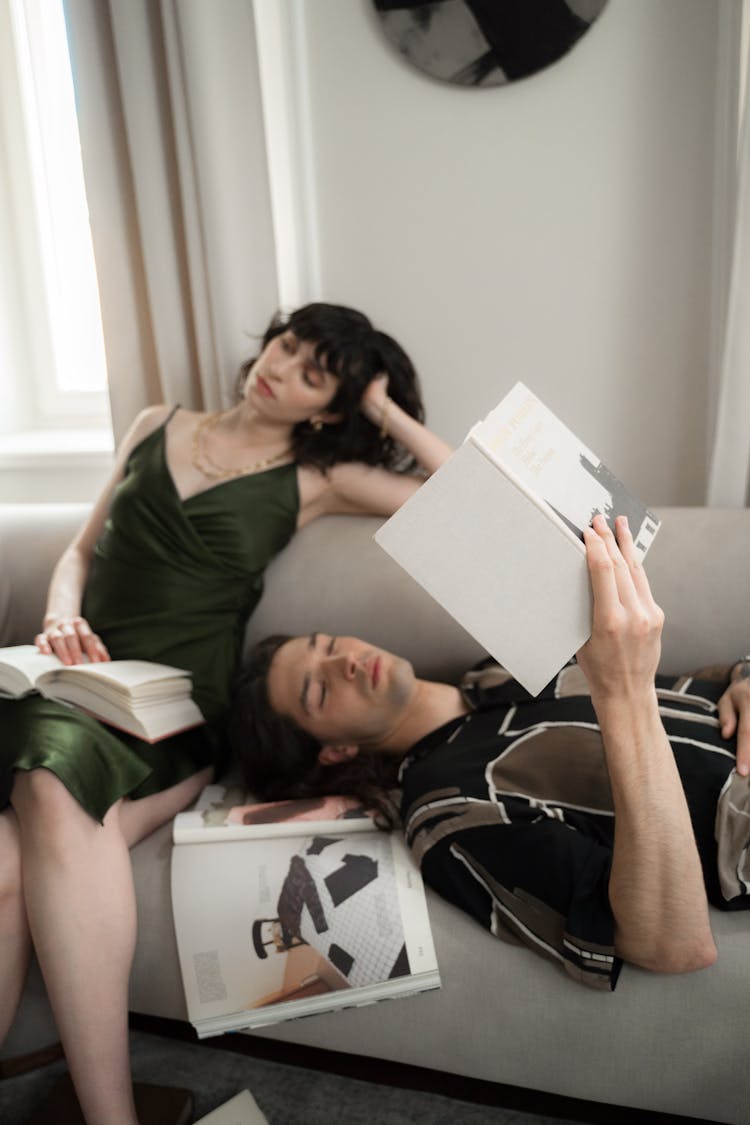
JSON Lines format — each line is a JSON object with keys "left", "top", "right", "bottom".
{"left": 243, "top": 331, "right": 342, "bottom": 425}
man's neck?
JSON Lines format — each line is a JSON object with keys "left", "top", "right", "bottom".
{"left": 378, "top": 680, "right": 469, "bottom": 757}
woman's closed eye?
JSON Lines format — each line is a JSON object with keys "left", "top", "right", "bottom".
{"left": 302, "top": 367, "right": 325, "bottom": 389}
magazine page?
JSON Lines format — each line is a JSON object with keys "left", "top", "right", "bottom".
{"left": 471, "top": 382, "right": 661, "bottom": 558}
{"left": 173, "top": 782, "right": 376, "bottom": 844}
{"left": 171, "top": 830, "right": 439, "bottom": 1037}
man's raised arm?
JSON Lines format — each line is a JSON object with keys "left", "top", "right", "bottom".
{"left": 576, "top": 514, "right": 717, "bottom": 974}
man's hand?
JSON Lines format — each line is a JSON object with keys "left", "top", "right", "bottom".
{"left": 576, "top": 514, "right": 664, "bottom": 703}
{"left": 718, "top": 660, "right": 750, "bottom": 776}
{"left": 35, "top": 615, "right": 110, "bottom": 666}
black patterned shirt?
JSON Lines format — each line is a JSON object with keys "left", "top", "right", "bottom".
{"left": 399, "top": 662, "right": 748, "bottom": 991}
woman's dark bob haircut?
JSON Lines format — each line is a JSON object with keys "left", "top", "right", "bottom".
{"left": 236, "top": 303, "right": 425, "bottom": 472}
{"left": 229, "top": 634, "right": 400, "bottom": 827}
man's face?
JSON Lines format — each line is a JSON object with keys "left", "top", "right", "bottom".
{"left": 267, "top": 633, "right": 416, "bottom": 749}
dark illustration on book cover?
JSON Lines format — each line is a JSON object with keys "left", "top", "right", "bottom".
{"left": 547, "top": 456, "right": 660, "bottom": 553}
{"left": 473, "top": 383, "right": 661, "bottom": 557}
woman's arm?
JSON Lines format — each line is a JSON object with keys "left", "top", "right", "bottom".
{"left": 36, "top": 405, "right": 172, "bottom": 665}
{"left": 577, "top": 515, "right": 717, "bottom": 975}
{"left": 300, "top": 376, "right": 453, "bottom": 522}
{"left": 359, "top": 374, "right": 453, "bottom": 476}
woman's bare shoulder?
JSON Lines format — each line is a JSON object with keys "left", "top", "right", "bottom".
{"left": 125, "top": 404, "right": 207, "bottom": 445}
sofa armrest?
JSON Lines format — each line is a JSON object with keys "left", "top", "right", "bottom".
{"left": 0, "top": 503, "right": 91, "bottom": 645}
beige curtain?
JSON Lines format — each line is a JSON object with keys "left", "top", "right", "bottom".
{"left": 63, "top": 0, "right": 279, "bottom": 443}
{"left": 707, "top": 31, "right": 750, "bottom": 506}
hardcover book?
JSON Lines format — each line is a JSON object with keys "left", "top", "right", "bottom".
{"left": 375, "top": 381, "right": 661, "bottom": 695}
{"left": 171, "top": 783, "right": 440, "bottom": 1038}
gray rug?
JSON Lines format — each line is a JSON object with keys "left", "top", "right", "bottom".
{"left": 0, "top": 1030, "right": 590, "bottom": 1124}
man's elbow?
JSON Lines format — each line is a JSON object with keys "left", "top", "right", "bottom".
{"left": 643, "top": 936, "right": 718, "bottom": 975}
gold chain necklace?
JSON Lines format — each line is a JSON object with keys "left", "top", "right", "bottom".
{"left": 191, "top": 412, "right": 292, "bottom": 481}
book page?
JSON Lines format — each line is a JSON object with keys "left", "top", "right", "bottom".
{"left": 38, "top": 660, "right": 191, "bottom": 701}
{"left": 471, "top": 382, "right": 661, "bottom": 557}
{"left": 171, "top": 830, "right": 438, "bottom": 1035}
{"left": 174, "top": 782, "right": 375, "bottom": 844}
{"left": 0, "top": 645, "right": 61, "bottom": 696}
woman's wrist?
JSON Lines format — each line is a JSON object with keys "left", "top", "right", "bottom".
{"left": 379, "top": 397, "right": 392, "bottom": 438}
{"left": 362, "top": 394, "right": 395, "bottom": 434}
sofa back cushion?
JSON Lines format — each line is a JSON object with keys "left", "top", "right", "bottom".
{"left": 246, "top": 508, "right": 750, "bottom": 682}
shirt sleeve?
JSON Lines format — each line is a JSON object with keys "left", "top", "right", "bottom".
{"left": 419, "top": 817, "right": 622, "bottom": 991}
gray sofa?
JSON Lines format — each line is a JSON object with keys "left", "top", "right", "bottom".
{"left": 2, "top": 502, "right": 749, "bottom": 1123}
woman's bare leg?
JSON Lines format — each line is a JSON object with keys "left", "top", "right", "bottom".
{"left": 118, "top": 766, "right": 213, "bottom": 848}
{"left": 0, "top": 807, "right": 32, "bottom": 1044}
{"left": 11, "top": 769, "right": 138, "bottom": 1125}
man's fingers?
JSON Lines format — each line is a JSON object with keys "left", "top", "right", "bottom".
{"left": 718, "top": 692, "right": 738, "bottom": 739}
{"left": 589, "top": 514, "right": 659, "bottom": 615}
{"left": 583, "top": 525, "right": 621, "bottom": 616}
{"left": 736, "top": 711, "right": 750, "bottom": 777}
{"left": 611, "top": 516, "right": 657, "bottom": 605}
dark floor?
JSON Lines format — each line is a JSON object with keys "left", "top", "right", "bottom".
{"left": 0, "top": 1015, "right": 722, "bottom": 1125}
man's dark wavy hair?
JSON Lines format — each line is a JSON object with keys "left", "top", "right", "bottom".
{"left": 236, "top": 303, "right": 425, "bottom": 472}
{"left": 229, "top": 635, "right": 400, "bottom": 828}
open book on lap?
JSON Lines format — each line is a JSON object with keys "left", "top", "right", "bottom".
{"left": 0, "top": 645, "right": 204, "bottom": 742}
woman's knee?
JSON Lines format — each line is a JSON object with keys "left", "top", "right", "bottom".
{"left": 11, "top": 767, "right": 76, "bottom": 816}
{"left": 10, "top": 768, "right": 102, "bottom": 852}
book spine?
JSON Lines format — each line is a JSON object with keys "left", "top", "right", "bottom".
{"left": 466, "top": 429, "right": 586, "bottom": 556}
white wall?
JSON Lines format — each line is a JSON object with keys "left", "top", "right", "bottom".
{"left": 292, "top": 0, "right": 721, "bottom": 505}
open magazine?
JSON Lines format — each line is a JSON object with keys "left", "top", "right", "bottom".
{"left": 171, "top": 782, "right": 440, "bottom": 1038}
{"left": 375, "top": 381, "right": 661, "bottom": 695}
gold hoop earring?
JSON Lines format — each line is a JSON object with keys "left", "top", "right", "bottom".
{"left": 311, "top": 419, "right": 323, "bottom": 432}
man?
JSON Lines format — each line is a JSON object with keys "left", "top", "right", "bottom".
{"left": 231, "top": 515, "right": 750, "bottom": 990}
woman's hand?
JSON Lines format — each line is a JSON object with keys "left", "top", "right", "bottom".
{"left": 576, "top": 514, "right": 664, "bottom": 704}
{"left": 359, "top": 373, "right": 391, "bottom": 430}
{"left": 35, "top": 616, "right": 110, "bottom": 665}
{"left": 718, "top": 661, "right": 750, "bottom": 776}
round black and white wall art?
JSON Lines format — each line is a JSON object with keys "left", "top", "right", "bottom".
{"left": 372, "top": 0, "right": 609, "bottom": 88}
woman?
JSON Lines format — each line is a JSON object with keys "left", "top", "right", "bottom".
{"left": 0, "top": 302, "right": 451, "bottom": 1124}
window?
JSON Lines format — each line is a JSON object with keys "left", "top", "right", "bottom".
{"left": 0, "top": 0, "right": 113, "bottom": 501}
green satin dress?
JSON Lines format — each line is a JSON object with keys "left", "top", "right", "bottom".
{"left": 0, "top": 411, "right": 299, "bottom": 821}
